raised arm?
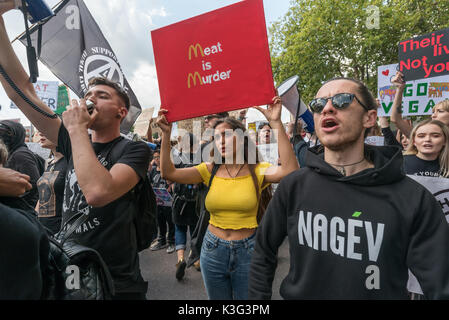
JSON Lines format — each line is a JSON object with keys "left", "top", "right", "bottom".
{"left": 0, "top": 5, "right": 61, "bottom": 143}
{"left": 390, "top": 71, "right": 412, "bottom": 138}
{"left": 146, "top": 118, "right": 154, "bottom": 143}
{"left": 379, "top": 116, "right": 402, "bottom": 148}
{"left": 253, "top": 96, "right": 299, "bottom": 183}
{"left": 156, "top": 109, "right": 203, "bottom": 184}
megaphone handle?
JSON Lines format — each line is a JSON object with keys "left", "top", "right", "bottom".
{"left": 294, "top": 88, "right": 301, "bottom": 135}
{"left": 26, "top": 45, "right": 38, "bottom": 83}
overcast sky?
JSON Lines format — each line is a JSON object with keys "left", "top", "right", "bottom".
{"left": 0, "top": 0, "right": 292, "bottom": 124}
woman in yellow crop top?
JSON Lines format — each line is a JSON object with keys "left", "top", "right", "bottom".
{"left": 156, "top": 95, "right": 299, "bottom": 300}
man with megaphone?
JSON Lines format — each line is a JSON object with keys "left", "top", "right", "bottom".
{"left": 0, "top": 2, "right": 152, "bottom": 300}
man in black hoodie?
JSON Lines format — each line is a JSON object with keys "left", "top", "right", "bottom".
{"left": 249, "top": 78, "right": 449, "bottom": 299}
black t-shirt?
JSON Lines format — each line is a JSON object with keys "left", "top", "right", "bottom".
{"left": 56, "top": 124, "right": 151, "bottom": 293}
{"left": 37, "top": 157, "right": 67, "bottom": 235}
{"left": 403, "top": 154, "right": 441, "bottom": 177}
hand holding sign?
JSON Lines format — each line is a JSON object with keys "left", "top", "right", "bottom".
{"left": 156, "top": 109, "right": 172, "bottom": 136}
{"left": 391, "top": 71, "right": 405, "bottom": 90}
{"left": 253, "top": 95, "right": 282, "bottom": 124}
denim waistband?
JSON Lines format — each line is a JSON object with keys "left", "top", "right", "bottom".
{"left": 205, "top": 228, "right": 255, "bottom": 249}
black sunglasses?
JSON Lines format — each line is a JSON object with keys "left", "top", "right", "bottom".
{"left": 309, "top": 93, "right": 370, "bottom": 114}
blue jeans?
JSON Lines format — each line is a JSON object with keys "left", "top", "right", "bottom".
{"left": 175, "top": 224, "right": 195, "bottom": 251}
{"left": 200, "top": 229, "right": 255, "bottom": 300}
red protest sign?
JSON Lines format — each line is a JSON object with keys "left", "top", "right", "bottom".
{"left": 151, "top": 0, "right": 276, "bottom": 122}
{"left": 399, "top": 28, "right": 449, "bottom": 81}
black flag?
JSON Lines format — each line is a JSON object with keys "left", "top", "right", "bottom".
{"left": 19, "top": 0, "right": 141, "bottom": 133}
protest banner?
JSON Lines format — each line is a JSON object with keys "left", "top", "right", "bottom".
{"left": 19, "top": 0, "right": 141, "bottom": 133}
{"left": 247, "top": 122, "right": 257, "bottom": 133}
{"left": 257, "top": 143, "right": 279, "bottom": 166}
{"left": 56, "top": 84, "right": 70, "bottom": 115}
{"left": 26, "top": 142, "right": 51, "bottom": 160}
{"left": 151, "top": 0, "right": 276, "bottom": 122}
{"left": 153, "top": 188, "right": 173, "bottom": 207}
{"left": 377, "top": 63, "right": 449, "bottom": 116}
{"left": 399, "top": 28, "right": 449, "bottom": 81}
{"left": 10, "top": 80, "right": 59, "bottom": 111}
{"left": 133, "top": 107, "right": 155, "bottom": 137}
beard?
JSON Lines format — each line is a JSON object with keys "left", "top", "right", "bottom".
{"left": 317, "top": 124, "right": 366, "bottom": 151}
{"left": 323, "top": 133, "right": 363, "bottom": 151}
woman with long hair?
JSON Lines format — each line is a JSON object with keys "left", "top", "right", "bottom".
{"left": 404, "top": 119, "right": 449, "bottom": 178}
{"left": 156, "top": 96, "right": 298, "bottom": 299}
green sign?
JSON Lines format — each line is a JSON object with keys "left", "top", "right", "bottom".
{"left": 56, "top": 85, "right": 70, "bottom": 115}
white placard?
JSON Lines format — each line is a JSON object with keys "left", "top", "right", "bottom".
{"left": 26, "top": 142, "right": 51, "bottom": 160}
{"left": 365, "top": 136, "right": 385, "bottom": 146}
{"left": 257, "top": 143, "right": 279, "bottom": 166}
{"left": 377, "top": 64, "right": 449, "bottom": 117}
{"left": 10, "top": 80, "right": 59, "bottom": 111}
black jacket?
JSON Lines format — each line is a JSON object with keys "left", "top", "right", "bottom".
{"left": 249, "top": 145, "right": 449, "bottom": 299}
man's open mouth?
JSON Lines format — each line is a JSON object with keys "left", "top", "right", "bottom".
{"left": 322, "top": 118, "right": 338, "bottom": 129}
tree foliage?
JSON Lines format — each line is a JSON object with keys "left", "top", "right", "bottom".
{"left": 269, "top": 0, "right": 449, "bottom": 104}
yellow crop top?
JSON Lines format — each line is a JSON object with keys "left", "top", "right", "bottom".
{"left": 194, "top": 162, "right": 272, "bottom": 230}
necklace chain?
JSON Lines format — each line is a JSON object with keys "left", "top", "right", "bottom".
{"left": 327, "top": 158, "right": 366, "bottom": 176}
{"left": 225, "top": 164, "right": 244, "bottom": 178}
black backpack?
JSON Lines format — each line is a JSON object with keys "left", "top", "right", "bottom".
{"left": 173, "top": 181, "right": 200, "bottom": 203}
{"left": 43, "top": 212, "right": 115, "bottom": 300}
{"left": 105, "top": 137, "right": 158, "bottom": 252}
{"left": 9, "top": 208, "right": 114, "bottom": 300}
{"left": 172, "top": 160, "right": 201, "bottom": 203}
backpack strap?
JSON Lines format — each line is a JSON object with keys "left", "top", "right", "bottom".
{"left": 57, "top": 211, "right": 90, "bottom": 245}
{"left": 186, "top": 163, "right": 220, "bottom": 268}
{"left": 208, "top": 163, "right": 220, "bottom": 189}
{"left": 101, "top": 137, "right": 130, "bottom": 169}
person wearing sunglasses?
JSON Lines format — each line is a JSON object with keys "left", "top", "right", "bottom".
{"left": 249, "top": 77, "right": 449, "bottom": 299}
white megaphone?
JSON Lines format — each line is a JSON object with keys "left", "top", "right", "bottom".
{"left": 277, "top": 75, "right": 315, "bottom": 133}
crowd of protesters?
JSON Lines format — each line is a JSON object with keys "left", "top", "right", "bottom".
{"left": 1, "top": 1, "right": 449, "bottom": 301}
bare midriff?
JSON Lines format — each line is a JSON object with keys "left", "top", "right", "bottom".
{"left": 208, "top": 224, "right": 256, "bottom": 241}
